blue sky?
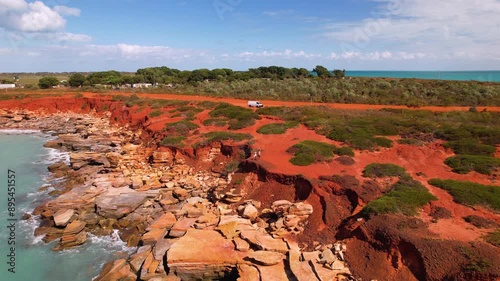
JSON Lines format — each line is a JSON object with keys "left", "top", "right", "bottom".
{"left": 0, "top": 0, "right": 499, "bottom": 72}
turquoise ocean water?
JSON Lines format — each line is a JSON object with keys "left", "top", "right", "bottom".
{"left": 345, "top": 71, "right": 500, "bottom": 82}
{"left": 0, "top": 131, "right": 132, "bottom": 281}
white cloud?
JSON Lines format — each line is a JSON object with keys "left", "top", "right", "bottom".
{"left": 0, "top": 1, "right": 82, "bottom": 33}
{"left": 321, "top": 0, "right": 500, "bottom": 61}
{"left": 326, "top": 51, "right": 430, "bottom": 61}
{"left": 18, "top": 1, "right": 66, "bottom": 32}
{"left": 50, "top": 32, "right": 92, "bottom": 42}
{"left": 77, "top": 44, "right": 207, "bottom": 62}
{"left": 237, "top": 49, "right": 320, "bottom": 61}
{"left": 54, "top": 6, "right": 81, "bottom": 17}
{"left": 263, "top": 9, "right": 294, "bottom": 17}
{"left": 0, "top": 0, "right": 27, "bottom": 13}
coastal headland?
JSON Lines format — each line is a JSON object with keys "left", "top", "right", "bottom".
{"left": 0, "top": 93, "right": 499, "bottom": 281}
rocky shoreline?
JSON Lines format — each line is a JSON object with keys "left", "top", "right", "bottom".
{"left": 0, "top": 108, "right": 354, "bottom": 281}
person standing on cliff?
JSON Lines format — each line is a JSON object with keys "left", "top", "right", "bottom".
{"left": 253, "top": 151, "right": 258, "bottom": 160}
{"left": 257, "top": 150, "right": 261, "bottom": 158}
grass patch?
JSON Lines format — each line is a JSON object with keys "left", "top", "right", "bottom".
{"left": 164, "top": 120, "right": 199, "bottom": 136}
{"left": 149, "top": 99, "right": 189, "bottom": 109}
{"left": 444, "top": 155, "right": 500, "bottom": 175}
{"left": 195, "top": 131, "right": 253, "bottom": 147}
{"left": 160, "top": 136, "right": 186, "bottom": 148}
{"left": 0, "top": 94, "right": 27, "bottom": 100}
{"left": 459, "top": 246, "right": 493, "bottom": 273}
{"left": 363, "top": 163, "right": 407, "bottom": 178}
{"left": 196, "top": 100, "right": 218, "bottom": 109}
{"left": 203, "top": 118, "right": 228, "bottom": 127}
{"left": 149, "top": 109, "right": 163, "bottom": 118}
{"left": 257, "top": 122, "right": 298, "bottom": 134}
{"left": 373, "top": 137, "right": 393, "bottom": 148}
{"left": 398, "top": 138, "right": 424, "bottom": 146}
{"left": 209, "top": 103, "right": 260, "bottom": 130}
{"left": 288, "top": 140, "right": 336, "bottom": 166}
{"left": 443, "top": 139, "right": 496, "bottom": 156}
{"left": 484, "top": 229, "right": 500, "bottom": 247}
{"left": 362, "top": 176, "right": 437, "bottom": 216}
{"left": 333, "top": 147, "right": 355, "bottom": 157}
{"left": 428, "top": 179, "right": 500, "bottom": 211}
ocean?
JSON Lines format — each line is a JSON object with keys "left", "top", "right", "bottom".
{"left": 0, "top": 131, "right": 132, "bottom": 281}
{"left": 344, "top": 70, "right": 500, "bottom": 82}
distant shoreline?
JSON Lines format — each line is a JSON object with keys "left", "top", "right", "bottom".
{"left": 344, "top": 70, "right": 500, "bottom": 82}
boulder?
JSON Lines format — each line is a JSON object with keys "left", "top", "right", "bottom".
{"left": 96, "top": 192, "right": 150, "bottom": 219}
{"left": 241, "top": 204, "right": 259, "bottom": 221}
{"left": 94, "top": 259, "right": 137, "bottom": 281}
{"left": 53, "top": 209, "right": 75, "bottom": 227}
{"left": 247, "top": 251, "right": 285, "bottom": 266}
{"left": 167, "top": 229, "right": 244, "bottom": 280}
{"left": 289, "top": 249, "right": 320, "bottom": 281}
{"left": 147, "top": 212, "right": 176, "bottom": 231}
{"left": 240, "top": 230, "right": 288, "bottom": 254}
{"left": 237, "top": 264, "right": 260, "bottom": 281}
{"left": 142, "top": 228, "right": 168, "bottom": 246}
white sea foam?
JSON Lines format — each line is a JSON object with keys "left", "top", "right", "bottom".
{"left": 0, "top": 129, "right": 42, "bottom": 135}
{"left": 88, "top": 230, "right": 135, "bottom": 254}
{"left": 41, "top": 147, "right": 70, "bottom": 165}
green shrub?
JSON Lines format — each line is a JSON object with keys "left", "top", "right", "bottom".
{"left": 363, "top": 177, "right": 437, "bottom": 216}
{"left": 203, "top": 118, "right": 227, "bottom": 127}
{"left": 373, "top": 137, "right": 393, "bottom": 148}
{"left": 288, "top": 140, "right": 336, "bottom": 166}
{"left": 257, "top": 122, "right": 297, "bottom": 134}
{"left": 197, "top": 101, "right": 218, "bottom": 109}
{"left": 209, "top": 103, "right": 260, "bottom": 130}
{"left": 444, "top": 155, "right": 500, "bottom": 175}
{"left": 160, "top": 136, "right": 186, "bottom": 148}
{"left": 228, "top": 118, "right": 256, "bottom": 130}
{"left": 444, "top": 139, "right": 496, "bottom": 156}
{"left": 149, "top": 99, "right": 189, "bottom": 109}
{"left": 149, "top": 110, "right": 163, "bottom": 118}
{"left": 428, "top": 179, "right": 500, "bottom": 211}
{"left": 164, "top": 120, "right": 199, "bottom": 136}
{"left": 363, "top": 163, "right": 407, "bottom": 178}
{"left": 195, "top": 131, "right": 253, "bottom": 147}
{"left": 333, "top": 146, "right": 355, "bottom": 157}
{"left": 485, "top": 229, "right": 500, "bottom": 247}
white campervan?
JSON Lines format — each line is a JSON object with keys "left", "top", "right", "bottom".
{"left": 248, "top": 101, "right": 263, "bottom": 108}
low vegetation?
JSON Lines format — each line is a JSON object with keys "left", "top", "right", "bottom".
{"left": 203, "top": 118, "right": 228, "bottom": 127}
{"left": 256, "top": 107, "right": 500, "bottom": 179}
{"left": 209, "top": 103, "right": 260, "bottom": 130}
{"left": 362, "top": 176, "right": 437, "bottom": 216}
{"left": 288, "top": 140, "right": 337, "bottom": 166}
{"left": 444, "top": 155, "right": 500, "bottom": 175}
{"left": 160, "top": 136, "right": 186, "bottom": 148}
{"left": 163, "top": 120, "right": 199, "bottom": 136}
{"left": 149, "top": 109, "right": 163, "bottom": 118}
{"left": 362, "top": 163, "right": 408, "bottom": 178}
{"left": 428, "top": 179, "right": 500, "bottom": 211}
{"left": 484, "top": 229, "right": 500, "bottom": 247}
{"left": 256, "top": 122, "right": 298, "bottom": 134}
{"left": 443, "top": 139, "right": 496, "bottom": 156}
{"left": 194, "top": 132, "right": 253, "bottom": 148}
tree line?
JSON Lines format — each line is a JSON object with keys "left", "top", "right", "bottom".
{"left": 37, "top": 66, "right": 346, "bottom": 89}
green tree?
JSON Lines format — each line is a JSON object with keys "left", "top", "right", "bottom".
{"left": 333, "top": 69, "right": 346, "bottom": 78}
{"left": 313, "top": 65, "right": 332, "bottom": 78}
{"left": 68, "top": 73, "right": 86, "bottom": 87}
{"left": 38, "top": 76, "right": 59, "bottom": 89}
